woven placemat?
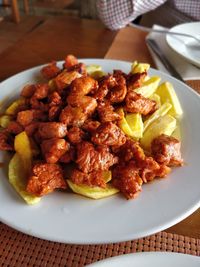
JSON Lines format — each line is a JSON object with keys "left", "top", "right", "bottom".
{"left": 0, "top": 222, "right": 199, "bottom": 267}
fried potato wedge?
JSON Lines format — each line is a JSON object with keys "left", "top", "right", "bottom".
{"left": 156, "top": 82, "right": 183, "bottom": 118}
{"left": 14, "top": 131, "right": 32, "bottom": 176}
{"left": 5, "top": 98, "right": 26, "bottom": 116}
{"left": 67, "top": 180, "right": 119, "bottom": 199}
{"left": 0, "top": 115, "right": 12, "bottom": 128}
{"left": 125, "top": 113, "right": 143, "bottom": 139}
{"left": 134, "top": 76, "right": 161, "bottom": 98}
{"left": 9, "top": 153, "right": 41, "bottom": 205}
{"left": 149, "top": 93, "right": 161, "bottom": 108}
{"left": 141, "top": 114, "right": 176, "bottom": 150}
{"left": 131, "top": 61, "right": 150, "bottom": 73}
{"left": 143, "top": 102, "right": 172, "bottom": 131}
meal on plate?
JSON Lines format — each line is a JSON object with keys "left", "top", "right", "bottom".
{"left": 0, "top": 55, "right": 184, "bottom": 204}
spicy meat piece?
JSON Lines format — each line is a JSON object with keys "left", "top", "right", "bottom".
{"left": 112, "top": 160, "right": 143, "bottom": 199}
{"left": 67, "top": 126, "right": 85, "bottom": 144}
{"left": 0, "top": 131, "right": 14, "bottom": 151}
{"left": 41, "top": 138, "right": 70, "bottom": 164}
{"left": 82, "top": 120, "right": 101, "bottom": 133}
{"left": 67, "top": 95, "right": 97, "bottom": 116}
{"left": 97, "top": 101, "right": 122, "bottom": 123}
{"left": 63, "top": 54, "right": 78, "bottom": 69}
{"left": 138, "top": 156, "right": 160, "bottom": 183}
{"left": 117, "top": 138, "right": 145, "bottom": 162}
{"left": 151, "top": 134, "right": 183, "bottom": 166}
{"left": 92, "top": 75, "right": 117, "bottom": 101}
{"left": 17, "top": 109, "right": 47, "bottom": 127}
{"left": 107, "top": 75, "right": 127, "bottom": 103}
{"left": 48, "top": 91, "right": 62, "bottom": 106}
{"left": 26, "top": 162, "right": 67, "bottom": 197}
{"left": 70, "top": 76, "right": 98, "bottom": 96}
{"left": 92, "top": 122, "right": 126, "bottom": 147}
{"left": 59, "top": 105, "right": 87, "bottom": 127}
{"left": 70, "top": 169, "right": 106, "bottom": 188}
{"left": 20, "top": 84, "right": 36, "bottom": 98}
{"left": 76, "top": 141, "right": 118, "bottom": 173}
{"left": 127, "top": 72, "right": 147, "bottom": 90}
{"left": 38, "top": 122, "right": 67, "bottom": 139}
{"left": 59, "top": 145, "right": 76, "bottom": 163}
{"left": 6, "top": 121, "right": 23, "bottom": 135}
{"left": 125, "top": 90, "right": 157, "bottom": 115}
{"left": 41, "top": 61, "right": 61, "bottom": 80}
{"left": 54, "top": 70, "right": 81, "bottom": 91}
{"left": 32, "top": 84, "right": 49, "bottom": 100}
{"left": 67, "top": 63, "right": 87, "bottom": 75}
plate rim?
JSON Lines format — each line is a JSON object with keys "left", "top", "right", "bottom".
{"left": 0, "top": 58, "right": 200, "bottom": 244}
{"left": 166, "top": 22, "right": 200, "bottom": 67}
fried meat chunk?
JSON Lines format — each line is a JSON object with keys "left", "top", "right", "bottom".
{"left": 54, "top": 70, "right": 81, "bottom": 91}
{"left": 70, "top": 76, "right": 98, "bottom": 96}
{"left": 117, "top": 139, "right": 145, "bottom": 162}
{"left": 112, "top": 161, "right": 143, "bottom": 199}
{"left": 38, "top": 122, "right": 67, "bottom": 139}
{"left": 151, "top": 134, "right": 183, "bottom": 166}
{"left": 48, "top": 92, "right": 62, "bottom": 106}
{"left": 97, "top": 101, "right": 122, "bottom": 123}
{"left": 0, "top": 131, "right": 14, "bottom": 151}
{"left": 125, "top": 91, "right": 157, "bottom": 115}
{"left": 92, "top": 75, "right": 117, "bottom": 101}
{"left": 92, "top": 122, "right": 126, "bottom": 147}
{"left": 76, "top": 141, "right": 118, "bottom": 173}
{"left": 82, "top": 120, "right": 100, "bottom": 133}
{"left": 127, "top": 72, "right": 147, "bottom": 90}
{"left": 41, "top": 61, "right": 61, "bottom": 79}
{"left": 17, "top": 109, "right": 47, "bottom": 127}
{"left": 107, "top": 75, "right": 127, "bottom": 103}
{"left": 6, "top": 121, "right": 23, "bottom": 135}
{"left": 138, "top": 156, "right": 160, "bottom": 183}
{"left": 26, "top": 163, "right": 67, "bottom": 196}
{"left": 67, "top": 126, "right": 85, "bottom": 144}
{"left": 41, "top": 138, "right": 70, "bottom": 163}
{"left": 63, "top": 54, "right": 78, "bottom": 69}
{"left": 71, "top": 169, "right": 106, "bottom": 188}
{"left": 32, "top": 84, "right": 49, "bottom": 100}
{"left": 20, "top": 84, "right": 36, "bottom": 98}
{"left": 59, "top": 145, "right": 76, "bottom": 163}
{"left": 67, "top": 95, "right": 97, "bottom": 115}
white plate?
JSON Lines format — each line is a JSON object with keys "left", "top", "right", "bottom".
{"left": 87, "top": 252, "right": 200, "bottom": 267}
{"left": 0, "top": 59, "right": 200, "bottom": 244}
{"left": 166, "top": 22, "right": 200, "bottom": 68}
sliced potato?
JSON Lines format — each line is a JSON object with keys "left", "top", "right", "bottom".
{"left": 86, "top": 65, "right": 106, "bottom": 79}
{"left": 48, "top": 79, "right": 56, "bottom": 92}
{"left": 5, "top": 98, "right": 26, "bottom": 116}
{"left": 156, "top": 82, "right": 183, "bottom": 118}
{"left": 9, "top": 153, "right": 41, "bottom": 205}
{"left": 143, "top": 102, "right": 172, "bottom": 131}
{"left": 134, "top": 76, "right": 161, "bottom": 98}
{"left": 149, "top": 93, "right": 161, "bottom": 108}
{"left": 141, "top": 114, "right": 176, "bottom": 150}
{"left": 0, "top": 115, "right": 12, "bottom": 128}
{"left": 14, "top": 131, "right": 32, "bottom": 176}
{"left": 103, "top": 170, "right": 112, "bottom": 183}
{"left": 131, "top": 61, "right": 150, "bottom": 73}
{"left": 67, "top": 180, "right": 119, "bottom": 199}
{"left": 117, "top": 108, "right": 134, "bottom": 137}
{"left": 125, "top": 113, "right": 143, "bottom": 139}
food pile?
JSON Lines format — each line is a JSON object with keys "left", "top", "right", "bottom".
{"left": 0, "top": 55, "right": 183, "bottom": 204}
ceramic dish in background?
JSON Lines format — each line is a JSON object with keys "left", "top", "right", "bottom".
{"left": 0, "top": 59, "right": 200, "bottom": 244}
{"left": 166, "top": 22, "right": 200, "bottom": 68}
{"left": 87, "top": 252, "right": 200, "bottom": 267}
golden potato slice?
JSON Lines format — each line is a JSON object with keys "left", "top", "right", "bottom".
{"left": 0, "top": 115, "right": 12, "bottom": 128}
{"left": 143, "top": 102, "right": 172, "bottom": 131}
{"left": 125, "top": 113, "right": 143, "bottom": 139}
{"left": 156, "top": 82, "right": 183, "bottom": 118}
{"left": 131, "top": 61, "right": 150, "bottom": 73}
{"left": 134, "top": 76, "right": 161, "bottom": 98}
{"left": 67, "top": 180, "right": 119, "bottom": 199}
{"left": 86, "top": 65, "right": 106, "bottom": 79}
{"left": 149, "top": 93, "right": 161, "bottom": 108}
{"left": 9, "top": 153, "right": 41, "bottom": 205}
{"left": 141, "top": 114, "right": 176, "bottom": 151}
{"left": 5, "top": 98, "right": 26, "bottom": 116}
{"left": 14, "top": 131, "right": 32, "bottom": 176}
{"left": 103, "top": 170, "right": 112, "bottom": 183}
{"left": 172, "top": 124, "right": 181, "bottom": 141}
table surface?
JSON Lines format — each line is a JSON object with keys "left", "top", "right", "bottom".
{"left": 0, "top": 15, "right": 199, "bottom": 241}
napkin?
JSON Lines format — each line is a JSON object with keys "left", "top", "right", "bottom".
{"left": 146, "top": 25, "right": 200, "bottom": 81}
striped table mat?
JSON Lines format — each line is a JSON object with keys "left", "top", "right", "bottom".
{"left": 0, "top": 222, "right": 199, "bottom": 267}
